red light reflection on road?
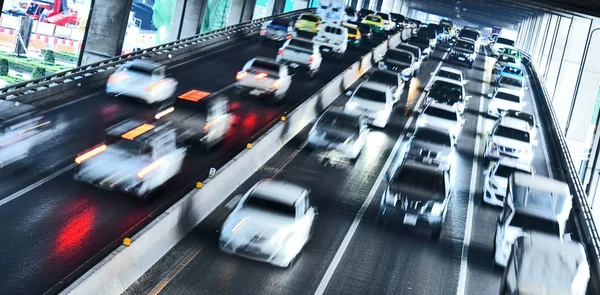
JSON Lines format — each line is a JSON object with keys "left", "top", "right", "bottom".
{"left": 53, "top": 204, "right": 96, "bottom": 257}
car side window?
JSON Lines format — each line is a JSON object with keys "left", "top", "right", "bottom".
{"left": 296, "top": 197, "right": 307, "bottom": 218}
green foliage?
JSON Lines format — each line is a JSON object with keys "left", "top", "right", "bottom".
{"left": 32, "top": 66, "right": 47, "bottom": 79}
{"left": 42, "top": 49, "right": 78, "bottom": 64}
{"left": 152, "top": 0, "right": 177, "bottom": 43}
{"left": 201, "top": 0, "right": 232, "bottom": 34}
{"left": 0, "top": 59, "right": 8, "bottom": 76}
{"left": 0, "top": 75, "right": 26, "bottom": 85}
{"left": 0, "top": 52, "right": 71, "bottom": 75}
{"left": 43, "top": 50, "right": 55, "bottom": 64}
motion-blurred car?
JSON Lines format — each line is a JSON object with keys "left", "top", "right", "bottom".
{"left": 374, "top": 12, "right": 396, "bottom": 32}
{"left": 344, "top": 83, "right": 395, "bottom": 128}
{"left": 361, "top": 14, "right": 385, "bottom": 33}
{"left": 277, "top": 38, "right": 322, "bottom": 78}
{"left": 416, "top": 27, "right": 437, "bottom": 49}
{"left": 308, "top": 108, "right": 369, "bottom": 159}
{"left": 154, "top": 90, "right": 233, "bottom": 148}
{"left": 345, "top": 7, "right": 358, "bottom": 22}
{"left": 0, "top": 100, "right": 50, "bottom": 168}
{"left": 503, "top": 110, "right": 537, "bottom": 139}
{"left": 494, "top": 53, "right": 520, "bottom": 73}
{"left": 458, "top": 28, "right": 481, "bottom": 52}
{"left": 491, "top": 36, "right": 516, "bottom": 57}
{"left": 219, "top": 179, "right": 317, "bottom": 267}
{"left": 496, "top": 63, "right": 524, "bottom": 84}
{"left": 313, "top": 24, "right": 348, "bottom": 60}
{"left": 342, "top": 23, "right": 362, "bottom": 48}
{"left": 364, "top": 69, "right": 404, "bottom": 103}
{"left": 483, "top": 158, "right": 533, "bottom": 207}
{"left": 396, "top": 43, "right": 423, "bottom": 69}
{"left": 405, "top": 127, "right": 456, "bottom": 170}
{"left": 417, "top": 102, "right": 464, "bottom": 141}
{"left": 488, "top": 88, "right": 525, "bottom": 118}
{"left": 424, "top": 77, "right": 470, "bottom": 114}
{"left": 407, "top": 36, "right": 433, "bottom": 60}
{"left": 106, "top": 60, "right": 178, "bottom": 105}
{"left": 498, "top": 46, "right": 522, "bottom": 64}
{"left": 485, "top": 117, "right": 535, "bottom": 164}
{"left": 236, "top": 57, "right": 292, "bottom": 101}
{"left": 378, "top": 160, "right": 451, "bottom": 239}
{"left": 494, "top": 173, "right": 572, "bottom": 267}
{"left": 494, "top": 73, "right": 525, "bottom": 97}
{"left": 425, "top": 66, "right": 466, "bottom": 89}
{"left": 449, "top": 38, "right": 476, "bottom": 68}
{"left": 74, "top": 119, "right": 186, "bottom": 200}
{"left": 260, "top": 17, "right": 294, "bottom": 42}
{"left": 377, "top": 49, "right": 416, "bottom": 86}
{"left": 294, "top": 13, "right": 322, "bottom": 33}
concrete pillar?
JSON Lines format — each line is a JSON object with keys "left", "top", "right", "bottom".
{"left": 551, "top": 16, "right": 592, "bottom": 130}
{"left": 361, "top": 0, "right": 370, "bottom": 9}
{"left": 228, "top": 0, "right": 258, "bottom": 26}
{"left": 80, "top": 0, "right": 134, "bottom": 65}
{"left": 540, "top": 15, "right": 560, "bottom": 78}
{"left": 400, "top": 3, "right": 408, "bottom": 15}
{"left": 530, "top": 14, "right": 546, "bottom": 58}
{"left": 533, "top": 14, "right": 551, "bottom": 68}
{"left": 374, "top": 0, "right": 383, "bottom": 11}
{"left": 392, "top": 0, "right": 403, "bottom": 13}
{"left": 545, "top": 16, "right": 571, "bottom": 100}
{"left": 168, "top": 0, "right": 208, "bottom": 42}
{"left": 271, "top": 0, "right": 286, "bottom": 15}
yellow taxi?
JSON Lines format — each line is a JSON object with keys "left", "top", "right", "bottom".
{"left": 361, "top": 14, "right": 385, "bottom": 33}
{"left": 294, "top": 13, "right": 322, "bottom": 33}
{"left": 343, "top": 23, "right": 362, "bottom": 48}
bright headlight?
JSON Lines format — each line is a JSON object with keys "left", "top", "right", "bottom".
{"left": 431, "top": 202, "right": 444, "bottom": 216}
{"left": 346, "top": 101, "right": 359, "bottom": 110}
{"left": 417, "top": 117, "right": 427, "bottom": 126}
{"left": 384, "top": 188, "right": 397, "bottom": 206}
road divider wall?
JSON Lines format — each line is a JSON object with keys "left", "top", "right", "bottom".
{"left": 61, "top": 29, "right": 413, "bottom": 295}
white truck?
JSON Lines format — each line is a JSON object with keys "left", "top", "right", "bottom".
{"left": 73, "top": 119, "right": 186, "bottom": 200}
{"left": 236, "top": 57, "right": 292, "bottom": 100}
{"left": 276, "top": 38, "right": 323, "bottom": 78}
{"left": 313, "top": 24, "right": 348, "bottom": 60}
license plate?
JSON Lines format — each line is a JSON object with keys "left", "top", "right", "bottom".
{"left": 322, "top": 48, "right": 331, "bottom": 52}
{"left": 423, "top": 157, "right": 433, "bottom": 164}
{"left": 403, "top": 214, "right": 418, "bottom": 226}
{"left": 458, "top": 57, "right": 465, "bottom": 61}
{"left": 249, "top": 89, "right": 263, "bottom": 96}
{"left": 290, "top": 63, "right": 299, "bottom": 68}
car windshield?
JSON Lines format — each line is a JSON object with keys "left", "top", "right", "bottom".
{"left": 437, "top": 70, "right": 461, "bottom": 81}
{"left": 300, "top": 14, "right": 318, "bottom": 22}
{"left": 369, "top": 71, "right": 398, "bottom": 86}
{"left": 455, "top": 41, "right": 475, "bottom": 51}
{"left": 319, "top": 112, "right": 359, "bottom": 132}
{"left": 423, "top": 106, "right": 457, "bottom": 121}
{"left": 245, "top": 194, "right": 296, "bottom": 217}
{"left": 375, "top": 13, "right": 388, "bottom": 19}
{"left": 499, "top": 55, "right": 516, "bottom": 63}
{"left": 390, "top": 13, "right": 404, "bottom": 21}
{"left": 459, "top": 30, "right": 478, "bottom": 40}
{"left": 417, "top": 28, "right": 436, "bottom": 39}
{"left": 497, "top": 37, "right": 515, "bottom": 46}
{"left": 354, "top": 87, "right": 387, "bottom": 103}
{"left": 499, "top": 76, "right": 523, "bottom": 88}
{"left": 430, "top": 81, "right": 463, "bottom": 103}
{"left": 356, "top": 23, "right": 371, "bottom": 33}
{"left": 495, "top": 164, "right": 530, "bottom": 178}
{"left": 509, "top": 213, "right": 560, "bottom": 236}
{"left": 270, "top": 18, "right": 289, "bottom": 26}
{"left": 502, "top": 66, "right": 523, "bottom": 76}
{"left": 126, "top": 65, "right": 153, "bottom": 76}
{"left": 386, "top": 50, "right": 412, "bottom": 63}
{"left": 288, "top": 39, "right": 313, "bottom": 50}
{"left": 495, "top": 126, "right": 530, "bottom": 142}
{"left": 413, "top": 128, "right": 451, "bottom": 146}
{"left": 345, "top": 26, "right": 358, "bottom": 35}
{"left": 495, "top": 91, "right": 521, "bottom": 103}
{"left": 505, "top": 111, "right": 534, "bottom": 127}
{"left": 251, "top": 60, "right": 279, "bottom": 73}
{"left": 392, "top": 167, "right": 445, "bottom": 200}
{"left": 107, "top": 136, "right": 144, "bottom": 155}
{"left": 366, "top": 16, "right": 380, "bottom": 22}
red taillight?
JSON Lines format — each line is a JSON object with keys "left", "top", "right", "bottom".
{"left": 236, "top": 71, "right": 247, "bottom": 80}
{"left": 255, "top": 72, "right": 268, "bottom": 79}
{"left": 75, "top": 144, "right": 107, "bottom": 164}
{"left": 260, "top": 29, "right": 266, "bottom": 35}
{"left": 108, "top": 72, "right": 127, "bottom": 83}
{"left": 286, "top": 35, "right": 292, "bottom": 40}
{"left": 309, "top": 55, "right": 314, "bottom": 63}
{"left": 278, "top": 49, "right": 284, "bottom": 55}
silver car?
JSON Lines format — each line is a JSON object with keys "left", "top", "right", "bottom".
{"left": 405, "top": 126, "right": 456, "bottom": 170}
{"left": 308, "top": 108, "right": 369, "bottom": 159}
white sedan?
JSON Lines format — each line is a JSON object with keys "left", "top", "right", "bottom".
{"left": 106, "top": 60, "right": 178, "bottom": 105}
{"left": 219, "top": 179, "right": 317, "bottom": 267}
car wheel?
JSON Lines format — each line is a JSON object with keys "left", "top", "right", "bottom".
{"left": 469, "top": 62, "right": 474, "bottom": 69}
{"left": 404, "top": 80, "right": 411, "bottom": 89}
{"left": 431, "top": 224, "right": 442, "bottom": 240}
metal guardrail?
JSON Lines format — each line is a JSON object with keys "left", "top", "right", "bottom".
{"left": 521, "top": 51, "right": 600, "bottom": 292}
{"left": 0, "top": 9, "right": 312, "bottom": 102}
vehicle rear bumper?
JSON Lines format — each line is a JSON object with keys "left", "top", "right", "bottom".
{"left": 379, "top": 204, "right": 443, "bottom": 228}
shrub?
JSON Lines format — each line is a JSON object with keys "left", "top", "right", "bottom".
{"left": 0, "top": 59, "right": 8, "bottom": 76}
{"left": 32, "top": 66, "right": 47, "bottom": 79}
{"left": 44, "top": 50, "right": 55, "bottom": 64}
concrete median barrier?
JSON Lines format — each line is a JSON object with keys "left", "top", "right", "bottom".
{"left": 60, "top": 31, "right": 407, "bottom": 295}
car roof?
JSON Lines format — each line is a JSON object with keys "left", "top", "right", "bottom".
{"left": 497, "top": 157, "right": 532, "bottom": 172}
{"left": 510, "top": 173, "right": 572, "bottom": 219}
{"left": 438, "top": 66, "right": 463, "bottom": 75}
{"left": 504, "top": 62, "right": 523, "bottom": 69}
{"left": 389, "top": 48, "right": 413, "bottom": 56}
{"left": 496, "top": 87, "right": 523, "bottom": 96}
{"left": 251, "top": 180, "right": 307, "bottom": 206}
{"left": 106, "top": 119, "right": 172, "bottom": 142}
{"left": 252, "top": 57, "right": 280, "bottom": 67}
{"left": 400, "top": 159, "right": 448, "bottom": 175}
{"left": 499, "top": 117, "right": 531, "bottom": 131}
{"left": 432, "top": 76, "right": 464, "bottom": 87}
{"left": 416, "top": 125, "right": 451, "bottom": 137}
{"left": 425, "top": 102, "right": 457, "bottom": 113}
{"left": 396, "top": 43, "right": 420, "bottom": 51}
{"left": 123, "top": 59, "right": 162, "bottom": 72}
{"left": 456, "top": 38, "right": 475, "bottom": 44}
{"left": 0, "top": 100, "right": 36, "bottom": 123}
{"left": 499, "top": 72, "right": 525, "bottom": 81}
{"left": 323, "top": 107, "right": 359, "bottom": 119}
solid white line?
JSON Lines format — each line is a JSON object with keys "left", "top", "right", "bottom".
{"left": 314, "top": 48, "right": 450, "bottom": 295}
{"left": 456, "top": 46, "right": 490, "bottom": 295}
{"left": 526, "top": 71, "right": 554, "bottom": 178}
{"left": 0, "top": 163, "right": 76, "bottom": 207}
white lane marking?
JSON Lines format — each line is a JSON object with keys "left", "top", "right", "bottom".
{"left": 456, "top": 46, "right": 491, "bottom": 295}
{"left": 0, "top": 163, "right": 76, "bottom": 207}
{"left": 314, "top": 48, "right": 451, "bottom": 295}
{"left": 526, "top": 71, "right": 554, "bottom": 178}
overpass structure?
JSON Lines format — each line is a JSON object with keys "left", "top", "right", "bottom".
{"left": 0, "top": 0, "right": 599, "bottom": 294}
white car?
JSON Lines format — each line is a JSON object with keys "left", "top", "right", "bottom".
{"left": 458, "top": 28, "right": 481, "bottom": 53}
{"left": 0, "top": 100, "right": 50, "bottom": 168}
{"left": 219, "top": 179, "right": 317, "bottom": 267}
{"left": 73, "top": 119, "right": 186, "bottom": 200}
{"left": 417, "top": 102, "right": 464, "bottom": 141}
{"left": 396, "top": 43, "right": 423, "bottom": 69}
{"left": 375, "top": 12, "right": 396, "bottom": 31}
{"left": 503, "top": 110, "right": 537, "bottom": 139}
{"left": 426, "top": 66, "right": 466, "bottom": 89}
{"left": 424, "top": 77, "right": 470, "bottom": 114}
{"left": 494, "top": 173, "right": 572, "bottom": 267}
{"left": 344, "top": 83, "right": 395, "bottom": 128}
{"left": 106, "top": 60, "right": 178, "bottom": 104}
{"left": 405, "top": 127, "right": 456, "bottom": 170}
{"left": 485, "top": 117, "right": 535, "bottom": 164}
{"left": 483, "top": 158, "right": 533, "bottom": 207}
{"left": 308, "top": 108, "right": 369, "bottom": 159}
{"left": 491, "top": 36, "right": 516, "bottom": 57}
{"left": 494, "top": 74, "right": 525, "bottom": 97}
{"left": 488, "top": 88, "right": 525, "bottom": 117}
{"left": 313, "top": 24, "right": 348, "bottom": 60}
{"left": 364, "top": 69, "right": 404, "bottom": 103}
{"left": 236, "top": 57, "right": 292, "bottom": 100}
{"left": 276, "top": 37, "right": 322, "bottom": 78}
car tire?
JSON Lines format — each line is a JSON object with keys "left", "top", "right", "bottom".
{"left": 431, "top": 225, "right": 442, "bottom": 240}
{"left": 469, "top": 62, "right": 474, "bottom": 69}
{"left": 404, "top": 80, "right": 411, "bottom": 89}
{"left": 309, "top": 68, "right": 318, "bottom": 79}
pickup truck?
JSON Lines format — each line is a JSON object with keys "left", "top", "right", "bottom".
{"left": 276, "top": 37, "right": 323, "bottom": 78}
{"left": 313, "top": 23, "right": 348, "bottom": 60}
{"left": 73, "top": 119, "right": 186, "bottom": 200}
{"left": 236, "top": 57, "right": 292, "bottom": 100}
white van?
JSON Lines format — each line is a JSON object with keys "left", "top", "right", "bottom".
{"left": 313, "top": 24, "right": 348, "bottom": 60}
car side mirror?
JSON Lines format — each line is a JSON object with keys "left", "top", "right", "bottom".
{"left": 226, "top": 194, "right": 244, "bottom": 209}
{"left": 346, "top": 90, "right": 353, "bottom": 96}
{"left": 465, "top": 96, "right": 472, "bottom": 101}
